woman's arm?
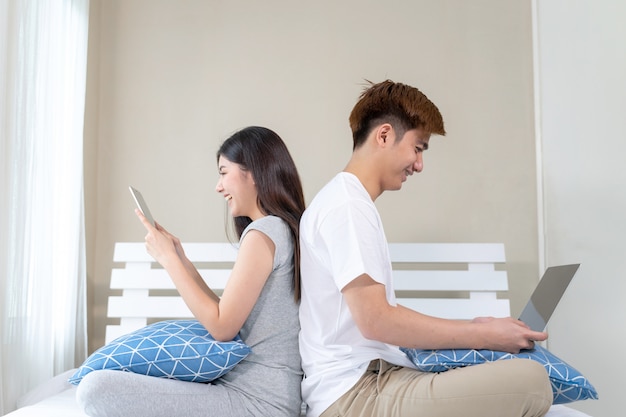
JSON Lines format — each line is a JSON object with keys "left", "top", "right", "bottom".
{"left": 156, "top": 224, "right": 221, "bottom": 304}
{"left": 136, "top": 209, "right": 274, "bottom": 341}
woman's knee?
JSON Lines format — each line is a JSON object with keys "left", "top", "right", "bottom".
{"left": 75, "top": 370, "right": 122, "bottom": 416}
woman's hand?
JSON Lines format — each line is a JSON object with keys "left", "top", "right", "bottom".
{"left": 135, "top": 208, "right": 181, "bottom": 268}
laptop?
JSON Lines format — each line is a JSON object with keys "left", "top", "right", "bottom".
{"left": 518, "top": 263, "right": 580, "bottom": 332}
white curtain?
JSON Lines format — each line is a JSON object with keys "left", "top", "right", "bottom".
{"left": 0, "top": 0, "right": 89, "bottom": 413}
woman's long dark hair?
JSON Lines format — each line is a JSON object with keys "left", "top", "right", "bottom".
{"left": 217, "top": 126, "right": 305, "bottom": 301}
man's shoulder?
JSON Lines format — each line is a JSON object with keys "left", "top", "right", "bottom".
{"left": 307, "top": 173, "right": 369, "bottom": 208}
{"left": 302, "top": 173, "right": 379, "bottom": 236}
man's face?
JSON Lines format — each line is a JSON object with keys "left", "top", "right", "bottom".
{"left": 383, "top": 128, "right": 430, "bottom": 191}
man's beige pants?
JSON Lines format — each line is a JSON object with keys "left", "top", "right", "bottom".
{"left": 320, "top": 358, "right": 553, "bottom": 417}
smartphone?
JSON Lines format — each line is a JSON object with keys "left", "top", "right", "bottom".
{"left": 129, "top": 186, "right": 155, "bottom": 226}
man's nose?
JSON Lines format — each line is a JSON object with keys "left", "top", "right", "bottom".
{"left": 413, "top": 154, "right": 424, "bottom": 173}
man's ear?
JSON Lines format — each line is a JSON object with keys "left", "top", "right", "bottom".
{"left": 376, "top": 123, "right": 394, "bottom": 147}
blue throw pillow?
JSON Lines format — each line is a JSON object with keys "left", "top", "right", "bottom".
{"left": 69, "top": 320, "right": 251, "bottom": 384}
{"left": 400, "top": 345, "right": 597, "bottom": 405}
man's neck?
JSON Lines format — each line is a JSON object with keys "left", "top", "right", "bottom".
{"left": 344, "top": 157, "right": 382, "bottom": 202}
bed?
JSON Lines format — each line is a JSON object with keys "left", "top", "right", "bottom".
{"left": 3, "top": 242, "right": 596, "bottom": 417}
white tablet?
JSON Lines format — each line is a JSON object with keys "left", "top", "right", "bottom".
{"left": 129, "top": 186, "right": 155, "bottom": 227}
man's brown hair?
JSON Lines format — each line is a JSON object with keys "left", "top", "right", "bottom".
{"left": 348, "top": 80, "right": 446, "bottom": 149}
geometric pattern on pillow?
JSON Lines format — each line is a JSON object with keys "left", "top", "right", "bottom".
{"left": 400, "top": 345, "right": 598, "bottom": 405}
{"left": 69, "top": 320, "right": 251, "bottom": 385}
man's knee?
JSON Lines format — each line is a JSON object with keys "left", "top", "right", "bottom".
{"left": 516, "top": 359, "right": 551, "bottom": 390}
{"left": 510, "top": 358, "right": 553, "bottom": 415}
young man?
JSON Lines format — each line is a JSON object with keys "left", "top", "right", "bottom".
{"left": 298, "top": 80, "right": 553, "bottom": 417}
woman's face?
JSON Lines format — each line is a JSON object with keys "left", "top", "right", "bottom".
{"left": 215, "top": 156, "right": 263, "bottom": 220}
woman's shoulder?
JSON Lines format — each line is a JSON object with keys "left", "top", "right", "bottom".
{"left": 249, "top": 215, "right": 287, "bottom": 230}
{"left": 242, "top": 216, "right": 290, "bottom": 243}
{"left": 242, "top": 216, "right": 293, "bottom": 266}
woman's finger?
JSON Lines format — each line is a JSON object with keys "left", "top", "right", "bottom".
{"left": 135, "top": 208, "right": 156, "bottom": 231}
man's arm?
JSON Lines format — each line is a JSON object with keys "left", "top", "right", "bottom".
{"left": 342, "top": 274, "right": 547, "bottom": 354}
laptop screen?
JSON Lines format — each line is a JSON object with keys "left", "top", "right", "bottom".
{"left": 518, "top": 264, "right": 580, "bottom": 332}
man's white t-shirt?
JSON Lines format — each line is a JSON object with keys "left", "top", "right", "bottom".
{"left": 298, "top": 172, "right": 415, "bottom": 417}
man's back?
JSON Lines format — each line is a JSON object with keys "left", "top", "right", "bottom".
{"left": 298, "top": 172, "right": 413, "bottom": 417}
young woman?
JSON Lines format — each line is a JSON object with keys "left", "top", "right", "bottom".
{"left": 77, "top": 126, "right": 305, "bottom": 417}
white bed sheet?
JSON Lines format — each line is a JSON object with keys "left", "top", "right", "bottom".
{"left": 4, "top": 387, "right": 85, "bottom": 417}
{"left": 3, "top": 370, "right": 593, "bottom": 417}
{"left": 546, "top": 405, "right": 593, "bottom": 417}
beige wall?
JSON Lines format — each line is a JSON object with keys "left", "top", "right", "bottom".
{"left": 85, "top": 0, "right": 539, "bottom": 352}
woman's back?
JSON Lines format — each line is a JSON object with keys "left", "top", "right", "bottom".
{"left": 216, "top": 215, "right": 302, "bottom": 416}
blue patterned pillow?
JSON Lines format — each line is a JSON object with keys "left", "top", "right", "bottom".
{"left": 400, "top": 345, "right": 597, "bottom": 405}
{"left": 69, "top": 320, "right": 251, "bottom": 384}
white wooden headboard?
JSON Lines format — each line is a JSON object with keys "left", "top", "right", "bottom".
{"left": 106, "top": 242, "right": 509, "bottom": 344}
